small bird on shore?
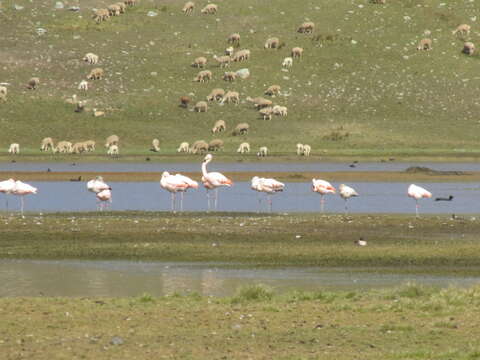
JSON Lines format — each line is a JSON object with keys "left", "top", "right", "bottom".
{"left": 435, "top": 195, "right": 454, "bottom": 201}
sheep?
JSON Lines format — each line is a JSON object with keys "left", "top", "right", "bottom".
{"left": 182, "top": 1, "right": 194, "bottom": 15}
{"left": 259, "top": 107, "right": 273, "bottom": 120}
{"left": 124, "top": 0, "right": 137, "bottom": 6}
{"left": 107, "top": 144, "right": 119, "bottom": 156}
{"left": 194, "top": 101, "right": 208, "bottom": 112}
{"left": 225, "top": 47, "right": 234, "bottom": 56}
{"left": 75, "top": 100, "right": 86, "bottom": 113}
{"left": 232, "top": 123, "right": 249, "bottom": 136}
{"left": 453, "top": 24, "right": 471, "bottom": 36}
{"left": 40, "top": 137, "right": 54, "bottom": 152}
{"left": 72, "top": 142, "right": 87, "bottom": 154}
{"left": 108, "top": 4, "right": 121, "bottom": 16}
{"left": 201, "top": 3, "right": 217, "bottom": 14}
{"left": 296, "top": 143, "right": 304, "bottom": 156}
{"left": 463, "top": 42, "right": 475, "bottom": 55}
{"left": 8, "top": 143, "right": 19, "bottom": 154}
{"left": 227, "top": 33, "right": 240, "bottom": 45}
{"left": 211, "top": 119, "right": 226, "bottom": 133}
{"left": 190, "top": 140, "right": 209, "bottom": 154}
{"left": 208, "top": 139, "right": 224, "bottom": 151}
{"left": 83, "top": 53, "right": 99, "bottom": 64}
{"left": 93, "top": 108, "right": 105, "bottom": 117}
{"left": 232, "top": 49, "right": 250, "bottom": 62}
{"left": 237, "top": 142, "right": 250, "bottom": 154}
{"left": 264, "top": 85, "right": 281, "bottom": 96}
{"left": 105, "top": 134, "right": 119, "bottom": 148}
{"left": 213, "top": 55, "right": 231, "bottom": 68}
{"left": 151, "top": 138, "right": 160, "bottom": 152}
{"left": 193, "top": 70, "right": 212, "bottom": 83}
{"left": 84, "top": 140, "right": 96, "bottom": 152}
{"left": 93, "top": 8, "right": 110, "bottom": 23}
{"left": 54, "top": 141, "right": 73, "bottom": 153}
{"left": 78, "top": 80, "right": 88, "bottom": 91}
{"left": 223, "top": 71, "right": 236, "bottom": 82}
{"left": 246, "top": 96, "right": 272, "bottom": 109}
{"left": 26, "top": 77, "right": 40, "bottom": 90}
{"left": 116, "top": 2, "right": 126, "bottom": 13}
{"left": 220, "top": 90, "right": 240, "bottom": 105}
{"left": 282, "top": 57, "right": 293, "bottom": 68}
{"left": 0, "top": 86, "right": 7, "bottom": 101}
{"left": 177, "top": 142, "right": 190, "bottom": 153}
{"left": 302, "top": 144, "right": 311, "bottom": 157}
{"left": 207, "top": 88, "right": 225, "bottom": 102}
{"left": 257, "top": 146, "right": 268, "bottom": 157}
{"left": 297, "top": 21, "right": 315, "bottom": 34}
{"left": 291, "top": 47, "right": 304, "bottom": 58}
{"left": 264, "top": 37, "right": 280, "bottom": 49}
{"left": 179, "top": 96, "right": 191, "bottom": 108}
{"left": 87, "top": 68, "right": 104, "bottom": 80}
{"left": 416, "top": 38, "right": 432, "bottom": 51}
{"left": 191, "top": 56, "right": 207, "bottom": 68}
{"left": 272, "top": 105, "right": 287, "bottom": 116}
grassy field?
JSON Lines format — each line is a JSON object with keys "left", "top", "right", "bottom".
{"left": 2, "top": 284, "right": 480, "bottom": 359}
{"left": 1, "top": 0, "right": 480, "bottom": 160}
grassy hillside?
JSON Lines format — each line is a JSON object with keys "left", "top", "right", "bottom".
{"left": 0, "top": 0, "right": 479, "bottom": 159}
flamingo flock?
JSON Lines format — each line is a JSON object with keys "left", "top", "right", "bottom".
{"left": 0, "top": 178, "right": 37, "bottom": 216}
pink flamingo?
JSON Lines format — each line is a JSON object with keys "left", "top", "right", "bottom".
{"left": 251, "top": 176, "right": 285, "bottom": 212}
{"left": 312, "top": 179, "right": 336, "bottom": 212}
{"left": 11, "top": 180, "right": 37, "bottom": 216}
{"left": 339, "top": 184, "right": 359, "bottom": 215}
{"left": 96, "top": 189, "right": 112, "bottom": 211}
{"left": 201, "top": 154, "right": 233, "bottom": 211}
{"left": 407, "top": 184, "right": 432, "bottom": 217}
{"left": 0, "top": 178, "right": 16, "bottom": 211}
{"left": 160, "top": 171, "right": 199, "bottom": 212}
{"left": 87, "top": 176, "right": 112, "bottom": 209}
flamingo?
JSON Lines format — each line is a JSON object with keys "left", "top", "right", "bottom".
{"left": 87, "top": 176, "right": 112, "bottom": 209}
{"left": 201, "top": 154, "right": 233, "bottom": 211}
{"left": 251, "top": 176, "right": 285, "bottom": 212}
{"left": 0, "top": 178, "right": 16, "bottom": 211}
{"left": 339, "top": 184, "right": 358, "bottom": 215}
{"left": 96, "top": 189, "right": 112, "bottom": 211}
{"left": 11, "top": 180, "right": 37, "bottom": 216}
{"left": 160, "top": 171, "right": 199, "bottom": 212}
{"left": 312, "top": 179, "right": 336, "bottom": 212}
{"left": 407, "top": 184, "right": 432, "bottom": 217}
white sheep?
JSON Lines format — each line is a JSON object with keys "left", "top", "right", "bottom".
{"left": 177, "top": 142, "right": 190, "bottom": 153}
{"left": 208, "top": 139, "right": 224, "bottom": 151}
{"left": 213, "top": 55, "right": 231, "bottom": 68}
{"left": 296, "top": 143, "right": 304, "bottom": 156}
{"left": 87, "top": 68, "right": 104, "bottom": 80}
{"left": 246, "top": 96, "right": 272, "bottom": 108}
{"left": 302, "top": 144, "right": 311, "bottom": 157}
{"left": 54, "top": 141, "right": 73, "bottom": 153}
{"left": 232, "top": 123, "right": 249, "bottom": 136}
{"left": 227, "top": 33, "right": 240, "bottom": 45}
{"left": 194, "top": 101, "right": 208, "bottom": 112}
{"left": 272, "top": 105, "right": 287, "bottom": 116}
{"left": 297, "top": 21, "right": 315, "bottom": 34}
{"left": 26, "top": 77, "right": 40, "bottom": 90}
{"left": 72, "top": 142, "right": 87, "bottom": 154}
{"left": 8, "top": 143, "right": 19, "bottom": 154}
{"left": 264, "top": 37, "right": 280, "bottom": 49}
{"left": 417, "top": 38, "right": 432, "bottom": 51}
{"left": 225, "top": 47, "right": 234, "bottom": 56}
{"left": 463, "top": 42, "right": 475, "bottom": 55}
{"left": 201, "top": 3, "right": 217, "bottom": 14}
{"left": 220, "top": 90, "right": 240, "bottom": 105}
{"left": 108, "top": 4, "right": 121, "bottom": 16}
{"left": 291, "top": 47, "right": 304, "bottom": 58}
{"left": 237, "top": 142, "right": 250, "bottom": 154}
{"left": 151, "top": 138, "right": 160, "bottom": 152}
{"left": 193, "top": 70, "right": 212, "bottom": 82}
{"left": 223, "top": 71, "right": 236, "bottom": 82}
{"left": 212, "top": 119, "right": 226, "bottom": 133}
{"left": 190, "top": 140, "right": 209, "bottom": 154}
{"left": 182, "top": 1, "right": 194, "bottom": 14}
{"left": 191, "top": 56, "right": 207, "bottom": 68}
{"left": 107, "top": 144, "right": 119, "bottom": 156}
{"left": 92, "top": 8, "right": 110, "bottom": 23}
{"left": 453, "top": 24, "right": 471, "bottom": 36}
{"left": 0, "top": 86, "right": 7, "bottom": 101}
{"left": 207, "top": 88, "right": 225, "bottom": 102}
{"left": 84, "top": 140, "right": 96, "bottom": 152}
{"left": 257, "top": 146, "right": 268, "bottom": 157}
{"left": 83, "top": 53, "right": 99, "bottom": 64}
{"left": 265, "top": 85, "right": 281, "bottom": 96}
{"left": 41, "top": 137, "right": 54, "bottom": 152}
{"left": 78, "top": 80, "right": 88, "bottom": 91}
{"left": 232, "top": 49, "right": 250, "bottom": 62}
{"left": 105, "top": 134, "right": 119, "bottom": 148}
{"left": 282, "top": 57, "right": 293, "bottom": 68}
{"left": 259, "top": 107, "right": 273, "bottom": 120}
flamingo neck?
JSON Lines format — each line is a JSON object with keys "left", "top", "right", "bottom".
{"left": 201, "top": 160, "right": 210, "bottom": 177}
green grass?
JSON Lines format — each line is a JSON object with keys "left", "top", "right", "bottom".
{"left": 1, "top": 0, "right": 480, "bottom": 160}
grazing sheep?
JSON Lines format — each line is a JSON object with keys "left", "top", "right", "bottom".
{"left": 220, "top": 90, "right": 240, "bottom": 105}
{"left": 201, "top": 3, "right": 217, "bottom": 14}
{"left": 194, "top": 101, "right": 208, "bottom": 112}
{"left": 212, "top": 119, "right": 226, "bottom": 133}
{"left": 193, "top": 70, "right": 212, "bottom": 83}
{"left": 282, "top": 57, "right": 293, "bottom": 68}
{"left": 84, "top": 140, "right": 96, "bottom": 152}
{"left": 40, "top": 137, "right": 54, "bottom": 152}
{"left": 0, "top": 86, "right": 7, "bottom": 101}
{"left": 191, "top": 56, "right": 207, "bottom": 68}
{"left": 416, "top": 38, "right": 432, "bottom": 51}
{"left": 107, "top": 144, "right": 119, "bottom": 156}
{"left": 108, "top": 4, "right": 121, "bottom": 16}
{"left": 87, "top": 68, "right": 104, "bottom": 80}
{"left": 257, "top": 146, "right": 268, "bottom": 157}
{"left": 296, "top": 143, "right": 304, "bottom": 156}
{"left": 78, "top": 80, "right": 88, "bottom": 91}
{"left": 302, "top": 144, "right": 311, "bottom": 157}
{"left": 26, "top": 77, "right": 40, "bottom": 90}
{"left": 124, "top": 0, "right": 137, "bottom": 6}
{"left": 54, "top": 141, "right": 73, "bottom": 154}
{"left": 237, "top": 142, "right": 250, "bottom": 154}
{"left": 453, "top": 24, "right": 471, "bottom": 36}
{"left": 93, "top": 8, "right": 110, "bottom": 23}
{"left": 177, "top": 142, "right": 190, "bottom": 153}
{"left": 272, "top": 105, "right": 287, "bottom": 116}
{"left": 228, "top": 33, "right": 241, "bottom": 45}
{"left": 232, "top": 49, "right": 250, "bottom": 62}
{"left": 207, "top": 88, "right": 225, "bottom": 102}
{"left": 246, "top": 96, "right": 272, "bottom": 109}
{"left": 291, "top": 47, "right": 303, "bottom": 58}
{"left": 265, "top": 85, "right": 281, "bottom": 96}
{"left": 190, "top": 140, "right": 209, "bottom": 154}
{"left": 223, "top": 71, "right": 236, "bottom": 82}
{"left": 75, "top": 100, "right": 86, "bottom": 113}
{"left": 265, "top": 37, "right": 280, "bottom": 49}
{"left": 8, "top": 143, "right": 19, "bottom": 154}
{"left": 463, "top": 42, "right": 475, "bottom": 55}
{"left": 182, "top": 1, "right": 194, "bottom": 15}
{"left": 225, "top": 47, "right": 234, "bottom": 56}
{"left": 232, "top": 123, "right": 249, "bottom": 136}
{"left": 259, "top": 107, "right": 273, "bottom": 120}
{"left": 208, "top": 139, "right": 224, "bottom": 151}
{"left": 179, "top": 96, "right": 191, "bottom": 108}
{"left": 151, "top": 138, "right": 160, "bottom": 152}
{"left": 116, "top": 2, "right": 126, "bottom": 13}
{"left": 83, "top": 53, "right": 99, "bottom": 65}
{"left": 213, "top": 55, "right": 231, "bottom": 68}
{"left": 297, "top": 21, "right": 315, "bottom": 34}
{"left": 72, "top": 142, "right": 87, "bottom": 154}
{"left": 105, "top": 134, "right": 119, "bottom": 148}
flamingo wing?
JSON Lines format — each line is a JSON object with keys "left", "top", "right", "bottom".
{"left": 206, "top": 172, "right": 233, "bottom": 187}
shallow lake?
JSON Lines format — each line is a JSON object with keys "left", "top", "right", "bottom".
{"left": 1, "top": 259, "right": 479, "bottom": 297}
{"left": 1, "top": 181, "right": 479, "bottom": 214}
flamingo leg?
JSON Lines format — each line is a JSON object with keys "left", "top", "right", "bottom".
{"left": 416, "top": 199, "right": 419, "bottom": 218}
{"left": 344, "top": 199, "right": 348, "bottom": 215}
{"left": 214, "top": 188, "right": 218, "bottom": 211}
{"left": 268, "top": 194, "right": 272, "bottom": 212}
{"left": 206, "top": 189, "right": 211, "bottom": 212}
{"left": 171, "top": 192, "right": 175, "bottom": 212}
{"left": 180, "top": 191, "right": 184, "bottom": 212}
{"left": 320, "top": 195, "right": 325, "bottom": 213}
{"left": 257, "top": 194, "right": 262, "bottom": 213}
{"left": 4, "top": 194, "right": 8, "bottom": 212}
{"left": 20, "top": 196, "right": 24, "bottom": 217}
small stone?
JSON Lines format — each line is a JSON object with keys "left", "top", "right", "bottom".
{"left": 110, "top": 336, "right": 124, "bottom": 345}
{"left": 147, "top": 11, "right": 158, "bottom": 17}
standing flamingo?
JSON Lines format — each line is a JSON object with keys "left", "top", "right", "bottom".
{"left": 87, "top": 176, "right": 112, "bottom": 209}
{"left": 407, "top": 184, "right": 432, "bottom": 217}
{"left": 201, "top": 154, "right": 233, "bottom": 211}
{"left": 339, "top": 184, "right": 358, "bottom": 215}
{"left": 0, "top": 178, "right": 16, "bottom": 211}
{"left": 12, "top": 180, "right": 37, "bottom": 216}
{"left": 312, "top": 179, "right": 336, "bottom": 212}
{"left": 96, "top": 189, "right": 112, "bottom": 211}
{"left": 160, "top": 171, "right": 199, "bottom": 212}
{"left": 251, "top": 176, "right": 285, "bottom": 212}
